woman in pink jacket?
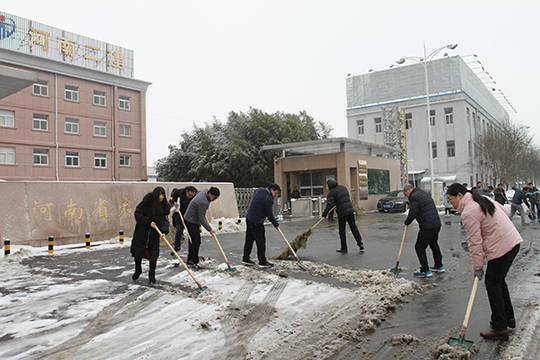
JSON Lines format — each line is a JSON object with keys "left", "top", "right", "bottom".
{"left": 446, "top": 183, "right": 522, "bottom": 341}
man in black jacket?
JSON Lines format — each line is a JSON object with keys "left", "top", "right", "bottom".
{"left": 321, "top": 179, "right": 364, "bottom": 253}
{"left": 403, "top": 184, "right": 443, "bottom": 278}
{"left": 170, "top": 186, "right": 197, "bottom": 253}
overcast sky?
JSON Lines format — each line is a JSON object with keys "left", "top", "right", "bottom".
{"left": 3, "top": 1, "right": 540, "bottom": 166}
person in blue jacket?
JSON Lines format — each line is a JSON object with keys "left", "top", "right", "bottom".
{"left": 242, "top": 183, "right": 281, "bottom": 268}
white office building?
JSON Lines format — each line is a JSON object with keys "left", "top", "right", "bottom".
{"left": 346, "top": 55, "right": 510, "bottom": 203}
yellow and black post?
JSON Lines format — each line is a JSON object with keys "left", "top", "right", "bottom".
{"left": 237, "top": 219, "right": 241, "bottom": 225}
{"left": 119, "top": 230, "right": 124, "bottom": 245}
{"left": 4, "top": 239, "right": 10, "bottom": 256}
{"left": 85, "top": 233, "right": 91, "bottom": 249}
{"left": 48, "top": 236, "right": 54, "bottom": 254}
{"left": 218, "top": 221, "right": 222, "bottom": 230}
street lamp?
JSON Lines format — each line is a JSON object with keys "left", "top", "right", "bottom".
{"left": 396, "top": 43, "right": 458, "bottom": 202}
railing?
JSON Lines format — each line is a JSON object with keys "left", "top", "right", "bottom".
{"left": 235, "top": 188, "right": 257, "bottom": 218}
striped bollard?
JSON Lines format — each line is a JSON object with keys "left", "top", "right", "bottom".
{"left": 85, "top": 233, "right": 91, "bottom": 249}
{"left": 4, "top": 239, "right": 10, "bottom": 256}
{"left": 219, "top": 221, "right": 222, "bottom": 230}
{"left": 119, "top": 230, "right": 124, "bottom": 245}
{"left": 48, "top": 236, "right": 54, "bottom": 254}
{"left": 237, "top": 219, "right": 241, "bottom": 225}
{"left": 199, "top": 225, "right": 202, "bottom": 233}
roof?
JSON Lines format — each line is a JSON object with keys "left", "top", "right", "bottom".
{"left": 262, "top": 137, "right": 401, "bottom": 157}
{"left": 0, "top": 65, "right": 38, "bottom": 100}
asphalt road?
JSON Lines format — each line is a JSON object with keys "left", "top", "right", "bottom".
{"left": 20, "top": 210, "right": 540, "bottom": 359}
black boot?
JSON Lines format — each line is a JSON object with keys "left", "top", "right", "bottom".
{"left": 132, "top": 257, "right": 142, "bottom": 280}
{"left": 149, "top": 260, "right": 157, "bottom": 284}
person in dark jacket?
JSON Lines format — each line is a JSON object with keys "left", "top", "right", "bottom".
{"left": 509, "top": 186, "right": 530, "bottom": 226}
{"left": 403, "top": 184, "right": 443, "bottom": 277}
{"left": 130, "top": 186, "right": 170, "bottom": 284}
{"left": 493, "top": 184, "right": 509, "bottom": 206}
{"left": 290, "top": 186, "right": 301, "bottom": 199}
{"left": 184, "top": 187, "right": 220, "bottom": 269}
{"left": 321, "top": 179, "right": 364, "bottom": 253}
{"left": 243, "top": 183, "right": 281, "bottom": 267}
{"left": 170, "top": 186, "right": 197, "bottom": 253}
{"left": 527, "top": 182, "right": 539, "bottom": 221}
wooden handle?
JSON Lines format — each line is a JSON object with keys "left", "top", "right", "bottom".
{"left": 278, "top": 227, "right": 301, "bottom": 262}
{"left": 462, "top": 276, "right": 480, "bottom": 330}
{"left": 396, "top": 226, "right": 408, "bottom": 262}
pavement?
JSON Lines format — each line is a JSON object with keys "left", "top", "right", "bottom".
{"left": 15, "top": 210, "right": 540, "bottom": 359}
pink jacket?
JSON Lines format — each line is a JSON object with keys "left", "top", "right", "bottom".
{"left": 457, "top": 192, "right": 523, "bottom": 270}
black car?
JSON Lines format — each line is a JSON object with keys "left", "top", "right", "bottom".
{"left": 377, "top": 190, "right": 409, "bottom": 213}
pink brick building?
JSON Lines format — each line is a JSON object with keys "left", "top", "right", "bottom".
{"left": 0, "top": 12, "right": 151, "bottom": 181}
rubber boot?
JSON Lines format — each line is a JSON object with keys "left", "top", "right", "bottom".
{"left": 149, "top": 260, "right": 157, "bottom": 284}
{"left": 132, "top": 257, "right": 142, "bottom": 280}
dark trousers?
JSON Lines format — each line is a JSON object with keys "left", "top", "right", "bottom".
{"left": 174, "top": 222, "right": 185, "bottom": 250}
{"left": 415, "top": 226, "right": 442, "bottom": 272}
{"left": 134, "top": 257, "right": 156, "bottom": 281}
{"left": 485, "top": 244, "right": 519, "bottom": 331}
{"left": 338, "top": 213, "right": 363, "bottom": 250}
{"left": 531, "top": 202, "right": 540, "bottom": 220}
{"left": 186, "top": 221, "right": 201, "bottom": 264}
{"left": 243, "top": 219, "right": 267, "bottom": 263}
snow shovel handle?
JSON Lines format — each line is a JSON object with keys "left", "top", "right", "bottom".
{"left": 277, "top": 227, "right": 301, "bottom": 262}
{"left": 313, "top": 206, "right": 336, "bottom": 229}
{"left": 460, "top": 275, "right": 480, "bottom": 336}
{"left": 396, "top": 226, "right": 408, "bottom": 263}
{"left": 205, "top": 216, "right": 234, "bottom": 270}
{"left": 177, "top": 210, "right": 192, "bottom": 244}
{"left": 151, "top": 223, "right": 204, "bottom": 289}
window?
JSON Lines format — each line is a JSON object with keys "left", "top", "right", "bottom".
{"left": 405, "top": 113, "right": 413, "bottom": 129}
{"left": 94, "top": 121, "right": 106, "bottom": 136}
{"left": 94, "top": 153, "right": 107, "bottom": 168}
{"left": 33, "top": 149, "right": 48, "bottom": 165}
{"left": 431, "top": 142, "right": 437, "bottom": 159}
{"left": 447, "top": 140, "right": 456, "bottom": 157}
{"left": 0, "top": 147, "right": 15, "bottom": 164}
{"left": 65, "top": 151, "right": 80, "bottom": 167}
{"left": 468, "top": 140, "right": 472, "bottom": 158}
{"left": 466, "top": 108, "right": 470, "bottom": 124}
{"left": 119, "top": 124, "right": 131, "bottom": 136}
{"left": 0, "top": 110, "right": 15, "bottom": 127}
{"left": 33, "top": 114, "right": 48, "bottom": 131}
{"left": 33, "top": 80, "right": 48, "bottom": 96}
{"left": 299, "top": 171, "right": 323, "bottom": 196}
{"left": 65, "top": 118, "right": 79, "bottom": 134}
{"left": 65, "top": 85, "right": 79, "bottom": 101}
{"left": 93, "top": 90, "right": 106, "bottom": 106}
{"left": 429, "top": 109, "right": 436, "bottom": 126}
{"left": 367, "top": 169, "right": 390, "bottom": 195}
{"left": 119, "top": 95, "right": 130, "bottom": 110}
{"left": 357, "top": 119, "right": 364, "bottom": 135}
{"left": 119, "top": 154, "right": 131, "bottom": 166}
{"left": 374, "top": 117, "right": 382, "bottom": 133}
{"left": 445, "top": 107, "right": 453, "bottom": 124}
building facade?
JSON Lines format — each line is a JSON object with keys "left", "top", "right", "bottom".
{"left": 346, "top": 55, "right": 510, "bottom": 203}
{"left": 0, "top": 11, "right": 151, "bottom": 181}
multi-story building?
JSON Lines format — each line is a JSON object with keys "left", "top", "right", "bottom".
{"left": 346, "top": 55, "right": 510, "bottom": 202}
{"left": 0, "top": 11, "right": 151, "bottom": 181}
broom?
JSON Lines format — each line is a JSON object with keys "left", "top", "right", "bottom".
{"left": 270, "top": 206, "right": 335, "bottom": 261}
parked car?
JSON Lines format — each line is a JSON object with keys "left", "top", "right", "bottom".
{"left": 377, "top": 190, "right": 409, "bottom": 213}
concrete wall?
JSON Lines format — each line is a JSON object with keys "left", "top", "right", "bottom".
{"left": 0, "top": 181, "right": 238, "bottom": 247}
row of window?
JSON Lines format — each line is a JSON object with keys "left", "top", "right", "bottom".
{"left": 431, "top": 141, "right": 456, "bottom": 158}
{"left": 0, "top": 110, "right": 131, "bottom": 136}
{"left": 357, "top": 108, "right": 454, "bottom": 135}
{"left": 0, "top": 147, "right": 132, "bottom": 167}
{"left": 33, "top": 80, "right": 131, "bottom": 110}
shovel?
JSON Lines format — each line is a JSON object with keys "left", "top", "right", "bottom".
{"left": 152, "top": 224, "right": 207, "bottom": 293}
{"left": 390, "top": 226, "right": 408, "bottom": 277}
{"left": 448, "top": 276, "right": 480, "bottom": 349}
{"left": 206, "top": 217, "right": 237, "bottom": 272}
{"left": 277, "top": 228, "right": 307, "bottom": 271}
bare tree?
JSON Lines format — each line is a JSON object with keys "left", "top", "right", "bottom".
{"left": 475, "top": 123, "right": 538, "bottom": 185}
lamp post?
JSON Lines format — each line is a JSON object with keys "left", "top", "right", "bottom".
{"left": 396, "top": 43, "right": 458, "bottom": 202}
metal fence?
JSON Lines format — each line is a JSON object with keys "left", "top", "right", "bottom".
{"left": 235, "top": 188, "right": 257, "bottom": 218}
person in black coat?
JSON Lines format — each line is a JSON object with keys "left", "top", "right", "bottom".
{"left": 243, "top": 183, "right": 281, "bottom": 267}
{"left": 403, "top": 184, "right": 443, "bottom": 277}
{"left": 321, "top": 179, "right": 364, "bottom": 253}
{"left": 170, "top": 186, "right": 197, "bottom": 253}
{"left": 130, "top": 186, "right": 170, "bottom": 283}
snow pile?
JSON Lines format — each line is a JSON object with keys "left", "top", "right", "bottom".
{"left": 0, "top": 248, "right": 422, "bottom": 360}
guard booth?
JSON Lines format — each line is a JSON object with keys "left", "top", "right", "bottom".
{"left": 263, "top": 137, "right": 402, "bottom": 215}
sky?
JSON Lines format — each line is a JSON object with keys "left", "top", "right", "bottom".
{"left": 2, "top": 1, "right": 540, "bottom": 166}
